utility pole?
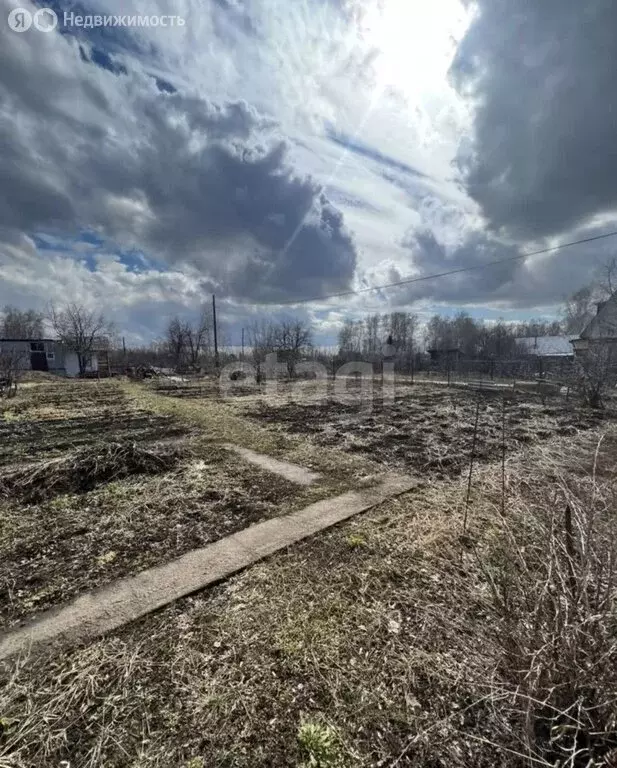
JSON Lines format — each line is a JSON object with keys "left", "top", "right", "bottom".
{"left": 212, "top": 294, "right": 219, "bottom": 369}
{"left": 241, "top": 327, "right": 245, "bottom": 361}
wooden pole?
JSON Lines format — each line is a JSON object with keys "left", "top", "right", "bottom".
{"left": 212, "top": 294, "right": 219, "bottom": 369}
{"left": 241, "top": 327, "right": 245, "bottom": 361}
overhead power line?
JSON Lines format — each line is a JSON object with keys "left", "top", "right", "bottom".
{"left": 278, "top": 229, "right": 617, "bottom": 306}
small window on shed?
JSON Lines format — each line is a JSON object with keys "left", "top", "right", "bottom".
{"left": 47, "top": 352, "right": 55, "bottom": 360}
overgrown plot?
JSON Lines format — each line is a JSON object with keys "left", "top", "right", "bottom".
{"left": 246, "top": 387, "right": 608, "bottom": 476}
{"left": 0, "top": 381, "right": 312, "bottom": 626}
{"left": 0, "top": 381, "right": 191, "bottom": 467}
{"left": 3, "top": 432, "right": 615, "bottom": 768}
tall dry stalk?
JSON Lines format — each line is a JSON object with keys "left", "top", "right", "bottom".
{"left": 483, "top": 453, "right": 617, "bottom": 767}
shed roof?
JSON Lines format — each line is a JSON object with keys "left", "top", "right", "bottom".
{"left": 515, "top": 336, "right": 576, "bottom": 357}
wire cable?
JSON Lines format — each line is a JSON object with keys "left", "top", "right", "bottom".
{"left": 275, "top": 229, "right": 617, "bottom": 306}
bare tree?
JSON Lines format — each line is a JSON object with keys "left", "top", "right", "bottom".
{"left": 0, "top": 347, "right": 28, "bottom": 397}
{"left": 48, "top": 303, "right": 112, "bottom": 375}
{"left": 273, "top": 320, "right": 313, "bottom": 378}
{"left": 166, "top": 317, "right": 189, "bottom": 369}
{"left": 389, "top": 312, "right": 417, "bottom": 354}
{"left": 165, "top": 308, "right": 214, "bottom": 371}
{"left": 563, "top": 285, "right": 598, "bottom": 334}
{"left": 247, "top": 321, "right": 276, "bottom": 382}
{"left": 575, "top": 343, "right": 617, "bottom": 409}
{"left": 247, "top": 319, "right": 313, "bottom": 379}
{"left": 338, "top": 319, "right": 363, "bottom": 358}
{"left": 1, "top": 306, "right": 44, "bottom": 339}
{"left": 184, "top": 306, "right": 212, "bottom": 369}
{"left": 599, "top": 256, "right": 617, "bottom": 297}
{"left": 564, "top": 259, "right": 617, "bottom": 335}
{"left": 362, "top": 313, "right": 382, "bottom": 356}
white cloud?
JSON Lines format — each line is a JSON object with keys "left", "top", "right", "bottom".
{"left": 0, "top": 0, "right": 614, "bottom": 342}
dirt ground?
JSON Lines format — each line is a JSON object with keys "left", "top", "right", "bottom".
{"left": 1, "top": 378, "right": 616, "bottom": 767}
{"left": 1, "top": 424, "right": 616, "bottom": 768}
{"left": 0, "top": 381, "right": 332, "bottom": 627}
{"left": 243, "top": 385, "right": 609, "bottom": 477}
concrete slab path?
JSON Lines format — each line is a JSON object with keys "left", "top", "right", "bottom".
{"left": 0, "top": 475, "right": 414, "bottom": 663}
{"left": 224, "top": 444, "right": 320, "bottom": 485}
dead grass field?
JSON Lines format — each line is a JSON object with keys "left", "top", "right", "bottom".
{"left": 0, "top": 380, "right": 351, "bottom": 626}
{"left": 236, "top": 382, "right": 607, "bottom": 478}
{"left": 1, "top": 377, "right": 616, "bottom": 767}
{"left": 151, "top": 377, "right": 609, "bottom": 480}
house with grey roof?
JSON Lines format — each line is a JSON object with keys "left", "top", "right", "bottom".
{"left": 570, "top": 293, "right": 617, "bottom": 356}
{"left": 516, "top": 335, "right": 577, "bottom": 359}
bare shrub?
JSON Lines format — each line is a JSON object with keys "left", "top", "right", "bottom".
{"left": 0, "top": 348, "right": 28, "bottom": 398}
{"left": 575, "top": 343, "right": 617, "bottom": 409}
{"left": 483, "top": 451, "right": 617, "bottom": 766}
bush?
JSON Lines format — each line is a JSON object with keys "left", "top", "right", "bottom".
{"left": 484, "top": 468, "right": 617, "bottom": 766}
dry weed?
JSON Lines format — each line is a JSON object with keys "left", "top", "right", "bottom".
{"left": 0, "top": 442, "right": 188, "bottom": 502}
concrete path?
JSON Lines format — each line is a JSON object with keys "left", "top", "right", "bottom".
{"left": 224, "top": 444, "right": 320, "bottom": 485}
{"left": 0, "top": 475, "right": 414, "bottom": 663}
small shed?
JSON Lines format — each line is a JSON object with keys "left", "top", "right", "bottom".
{"left": 0, "top": 339, "right": 99, "bottom": 377}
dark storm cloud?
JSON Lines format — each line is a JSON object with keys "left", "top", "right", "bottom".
{"left": 398, "top": 222, "right": 617, "bottom": 309}
{"left": 451, "top": 0, "right": 617, "bottom": 239}
{"left": 0, "top": 12, "right": 357, "bottom": 302}
{"left": 400, "top": 228, "right": 522, "bottom": 304}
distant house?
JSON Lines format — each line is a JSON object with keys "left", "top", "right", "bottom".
{"left": 516, "top": 335, "right": 576, "bottom": 359}
{"left": 571, "top": 293, "right": 617, "bottom": 356}
{"left": 0, "top": 338, "right": 99, "bottom": 377}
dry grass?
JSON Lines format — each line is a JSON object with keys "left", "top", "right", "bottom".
{"left": 471, "top": 435, "right": 617, "bottom": 767}
{"left": 123, "top": 381, "right": 382, "bottom": 484}
{"left": 1, "top": 424, "right": 615, "bottom": 767}
{"left": 1, "top": 380, "right": 336, "bottom": 626}
{"left": 1, "top": 381, "right": 616, "bottom": 766}
{"left": 243, "top": 386, "right": 609, "bottom": 478}
{"left": 0, "top": 441, "right": 188, "bottom": 502}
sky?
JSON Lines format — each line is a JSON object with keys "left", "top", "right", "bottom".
{"left": 1, "top": 0, "right": 616, "bottom": 346}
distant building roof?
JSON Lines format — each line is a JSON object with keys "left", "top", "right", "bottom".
{"left": 516, "top": 336, "right": 577, "bottom": 357}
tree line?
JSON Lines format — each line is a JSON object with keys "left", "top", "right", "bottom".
{"left": 3, "top": 257, "right": 615, "bottom": 380}
{"left": 338, "top": 311, "right": 565, "bottom": 362}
